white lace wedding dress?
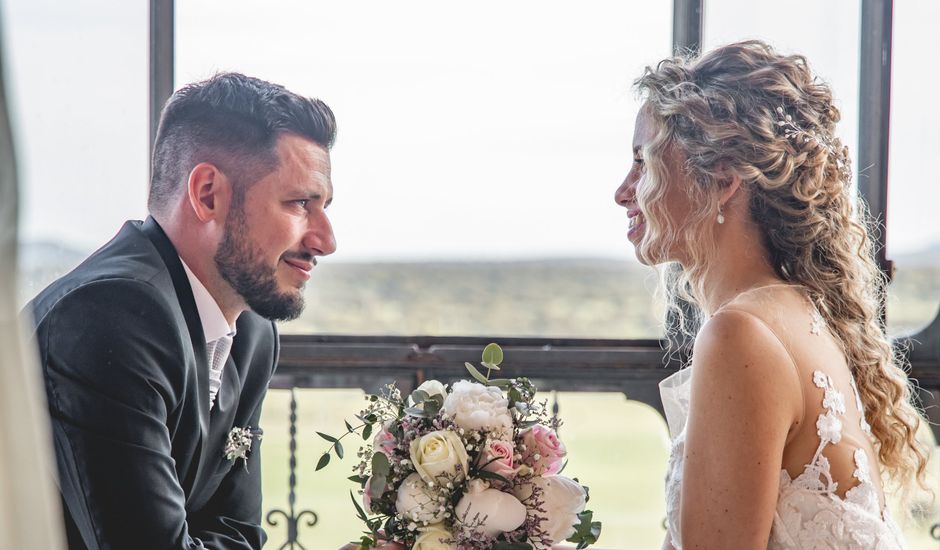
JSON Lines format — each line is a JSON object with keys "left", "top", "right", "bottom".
{"left": 661, "top": 361, "right": 908, "bottom": 549}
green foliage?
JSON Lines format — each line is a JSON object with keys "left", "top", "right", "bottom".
{"left": 464, "top": 362, "right": 492, "bottom": 385}
{"left": 317, "top": 431, "right": 338, "bottom": 443}
{"left": 567, "top": 509, "right": 602, "bottom": 549}
{"left": 482, "top": 342, "right": 504, "bottom": 366}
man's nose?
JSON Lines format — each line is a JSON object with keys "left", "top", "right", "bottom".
{"left": 303, "top": 214, "right": 337, "bottom": 256}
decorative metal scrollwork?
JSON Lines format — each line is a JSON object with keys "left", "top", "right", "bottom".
{"left": 266, "top": 388, "right": 318, "bottom": 549}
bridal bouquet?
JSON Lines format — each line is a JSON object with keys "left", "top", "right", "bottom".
{"left": 317, "top": 344, "right": 601, "bottom": 550}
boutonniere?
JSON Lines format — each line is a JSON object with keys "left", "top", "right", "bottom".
{"left": 224, "top": 426, "right": 263, "bottom": 471}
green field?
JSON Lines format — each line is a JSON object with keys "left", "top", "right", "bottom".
{"left": 17, "top": 252, "right": 940, "bottom": 548}
{"left": 258, "top": 389, "right": 939, "bottom": 549}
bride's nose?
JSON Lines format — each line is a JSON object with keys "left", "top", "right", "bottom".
{"left": 615, "top": 175, "right": 635, "bottom": 207}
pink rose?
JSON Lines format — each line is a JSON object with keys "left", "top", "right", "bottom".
{"left": 363, "top": 476, "right": 376, "bottom": 512}
{"left": 479, "top": 439, "right": 519, "bottom": 481}
{"left": 521, "top": 425, "right": 566, "bottom": 476}
{"left": 373, "top": 422, "right": 398, "bottom": 456}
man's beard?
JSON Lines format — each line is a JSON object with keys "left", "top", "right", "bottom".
{"left": 215, "top": 208, "right": 306, "bottom": 322}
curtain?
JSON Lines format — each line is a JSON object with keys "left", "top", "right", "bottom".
{"left": 0, "top": 4, "right": 65, "bottom": 548}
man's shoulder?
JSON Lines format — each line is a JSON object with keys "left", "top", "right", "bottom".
{"left": 28, "top": 220, "right": 175, "bottom": 328}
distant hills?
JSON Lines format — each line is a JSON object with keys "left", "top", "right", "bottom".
{"left": 15, "top": 240, "right": 940, "bottom": 338}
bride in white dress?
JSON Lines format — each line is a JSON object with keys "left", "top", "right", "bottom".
{"left": 614, "top": 41, "right": 930, "bottom": 549}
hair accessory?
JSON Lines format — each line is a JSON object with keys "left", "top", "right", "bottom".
{"left": 774, "top": 107, "right": 837, "bottom": 155}
{"left": 774, "top": 106, "right": 852, "bottom": 182}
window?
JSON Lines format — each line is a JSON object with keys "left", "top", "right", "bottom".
{"left": 703, "top": 0, "right": 861, "bottom": 161}
{"left": 7, "top": 0, "right": 149, "bottom": 305}
{"left": 176, "top": 0, "right": 673, "bottom": 338}
{"left": 885, "top": 0, "right": 940, "bottom": 337}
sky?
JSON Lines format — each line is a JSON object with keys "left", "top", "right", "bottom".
{"left": 4, "top": 0, "right": 939, "bottom": 262}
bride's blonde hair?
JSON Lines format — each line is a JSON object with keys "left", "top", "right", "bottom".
{"left": 634, "top": 40, "right": 929, "bottom": 490}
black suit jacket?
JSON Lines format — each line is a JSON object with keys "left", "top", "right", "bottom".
{"left": 28, "top": 217, "right": 278, "bottom": 550}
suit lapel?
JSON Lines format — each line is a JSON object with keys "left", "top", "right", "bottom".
{"left": 140, "top": 216, "right": 213, "bottom": 495}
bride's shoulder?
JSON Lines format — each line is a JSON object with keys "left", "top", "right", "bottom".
{"left": 690, "top": 308, "right": 803, "bottom": 411}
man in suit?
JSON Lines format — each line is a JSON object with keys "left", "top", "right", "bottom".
{"left": 28, "top": 72, "right": 337, "bottom": 549}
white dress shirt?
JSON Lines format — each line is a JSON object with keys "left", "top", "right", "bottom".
{"left": 180, "top": 258, "right": 236, "bottom": 409}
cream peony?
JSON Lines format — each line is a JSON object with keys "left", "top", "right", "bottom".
{"left": 395, "top": 473, "right": 447, "bottom": 524}
{"left": 513, "top": 475, "right": 586, "bottom": 548}
{"left": 410, "top": 430, "right": 470, "bottom": 483}
{"left": 413, "top": 522, "right": 457, "bottom": 550}
{"left": 441, "top": 380, "right": 513, "bottom": 435}
{"left": 454, "top": 479, "right": 527, "bottom": 537}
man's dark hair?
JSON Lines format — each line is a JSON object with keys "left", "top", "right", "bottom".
{"left": 149, "top": 72, "right": 336, "bottom": 214}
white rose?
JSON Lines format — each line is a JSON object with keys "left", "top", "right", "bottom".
{"left": 513, "top": 475, "right": 586, "bottom": 548}
{"left": 416, "top": 380, "right": 447, "bottom": 400}
{"left": 413, "top": 522, "right": 457, "bottom": 550}
{"left": 395, "top": 473, "right": 447, "bottom": 524}
{"left": 410, "top": 430, "right": 470, "bottom": 483}
{"left": 442, "top": 380, "right": 512, "bottom": 435}
{"left": 454, "top": 479, "right": 526, "bottom": 537}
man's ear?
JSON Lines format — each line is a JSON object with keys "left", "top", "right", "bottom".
{"left": 186, "top": 163, "right": 229, "bottom": 222}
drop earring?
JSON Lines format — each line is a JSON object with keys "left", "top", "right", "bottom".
{"left": 717, "top": 205, "right": 725, "bottom": 225}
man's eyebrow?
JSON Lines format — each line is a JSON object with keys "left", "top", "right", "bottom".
{"left": 324, "top": 196, "right": 333, "bottom": 208}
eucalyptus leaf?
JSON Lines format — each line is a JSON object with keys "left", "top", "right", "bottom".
{"left": 410, "top": 389, "right": 430, "bottom": 404}
{"left": 344, "top": 420, "right": 354, "bottom": 433}
{"left": 350, "top": 490, "right": 369, "bottom": 521}
{"left": 316, "top": 453, "right": 331, "bottom": 471}
{"left": 335, "top": 440, "right": 345, "bottom": 459}
{"left": 481, "top": 361, "right": 501, "bottom": 371}
{"left": 423, "top": 399, "right": 442, "bottom": 416}
{"left": 316, "top": 431, "right": 338, "bottom": 443}
{"left": 567, "top": 509, "right": 601, "bottom": 547}
{"left": 369, "top": 474, "right": 386, "bottom": 499}
{"left": 492, "top": 543, "right": 532, "bottom": 550}
{"left": 464, "top": 362, "right": 491, "bottom": 385}
{"left": 482, "top": 342, "right": 504, "bottom": 366}
{"left": 371, "top": 451, "right": 391, "bottom": 477}
{"left": 362, "top": 423, "right": 373, "bottom": 441}
{"left": 348, "top": 474, "right": 367, "bottom": 484}
{"left": 405, "top": 406, "right": 431, "bottom": 418}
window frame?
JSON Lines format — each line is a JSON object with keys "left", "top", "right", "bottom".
{"left": 150, "top": 0, "right": 940, "bottom": 439}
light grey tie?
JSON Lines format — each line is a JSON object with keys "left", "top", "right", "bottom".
{"left": 206, "top": 334, "right": 232, "bottom": 410}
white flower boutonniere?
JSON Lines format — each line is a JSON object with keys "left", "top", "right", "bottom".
{"left": 224, "top": 426, "right": 263, "bottom": 471}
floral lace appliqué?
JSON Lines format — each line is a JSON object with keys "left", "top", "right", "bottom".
{"left": 772, "top": 371, "right": 906, "bottom": 549}
{"left": 660, "top": 367, "right": 907, "bottom": 549}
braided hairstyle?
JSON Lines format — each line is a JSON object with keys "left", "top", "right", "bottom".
{"left": 635, "top": 40, "right": 928, "bottom": 490}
